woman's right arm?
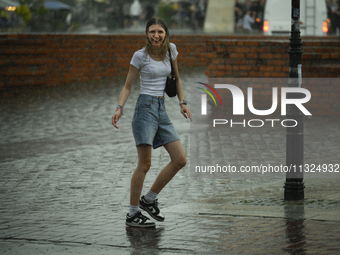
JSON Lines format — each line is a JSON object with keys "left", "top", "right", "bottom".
{"left": 112, "top": 65, "right": 139, "bottom": 129}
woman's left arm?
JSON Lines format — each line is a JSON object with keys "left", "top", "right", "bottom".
{"left": 172, "top": 58, "right": 192, "bottom": 121}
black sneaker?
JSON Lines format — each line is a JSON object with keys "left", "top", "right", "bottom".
{"left": 139, "top": 196, "right": 165, "bottom": 222}
{"left": 126, "top": 211, "right": 156, "bottom": 228}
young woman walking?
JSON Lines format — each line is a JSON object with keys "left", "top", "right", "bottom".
{"left": 112, "top": 17, "right": 192, "bottom": 227}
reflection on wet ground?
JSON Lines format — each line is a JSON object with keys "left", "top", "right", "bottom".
{"left": 0, "top": 68, "right": 339, "bottom": 254}
{"left": 126, "top": 227, "right": 165, "bottom": 255}
{"left": 123, "top": 205, "right": 339, "bottom": 255}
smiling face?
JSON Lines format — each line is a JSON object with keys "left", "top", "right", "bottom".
{"left": 146, "top": 24, "right": 167, "bottom": 48}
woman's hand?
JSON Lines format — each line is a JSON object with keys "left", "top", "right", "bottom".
{"left": 112, "top": 108, "right": 123, "bottom": 129}
{"left": 112, "top": 65, "right": 138, "bottom": 129}
{"left": 180, "top": 105, "right": 192, "bottom": 121}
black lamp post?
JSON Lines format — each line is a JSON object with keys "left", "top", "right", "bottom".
{"left": 284, "top": 0, "right": 305, "bottom": 201}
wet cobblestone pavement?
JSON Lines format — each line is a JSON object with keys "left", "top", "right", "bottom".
{"left": 1, "top": 68, "right": 340, "bottom": 254}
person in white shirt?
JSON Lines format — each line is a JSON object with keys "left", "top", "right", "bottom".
{"left": 65, "top": 12, "right": 73, "bottom": 32}
{"left": 112, "top": 17, "right": 191, "bottom": 228}
{"left": 130, "top": 0, "right": 142, "bottom": 28}
{"left": 242, "top": 9, "right": 256, "bottom": 33}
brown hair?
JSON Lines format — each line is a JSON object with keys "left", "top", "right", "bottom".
{"left": 145, "top": 17, "right": 171, "bottom": 61}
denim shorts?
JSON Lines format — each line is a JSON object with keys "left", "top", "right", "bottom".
{"left": 132, "top": 94, "right": 180, "bottom": 149}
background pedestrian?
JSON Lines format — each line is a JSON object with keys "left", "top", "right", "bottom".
{"left": 130, "top": 0, "right": 142, "bottom": 29}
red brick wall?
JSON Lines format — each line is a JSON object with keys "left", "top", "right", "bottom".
{"left": 0, "top": 34, "right": 339, "bottom": 116}
{"left": 202, "top": 37, "right": 340, "bottom": 117}
{"left": 0, "top": 34, "right": 146, "bottom": 89}
{"left": 204, "top": 37, "right": 340, "bottom": 78}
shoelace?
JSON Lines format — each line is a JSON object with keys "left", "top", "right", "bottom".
{"left": 138, "top": 212, "right": 150, "bottom": 221}
{"left": 153, "top": 199, "right": 159, "bottom": 207}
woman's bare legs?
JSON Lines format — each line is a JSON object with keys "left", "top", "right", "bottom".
{"left": 150, "top": 140, "right": 187, "bottom": 194}
{"left": 130, "top": 140, "right": 186, "bottom": 206}
{"left": 127, "top": 145, "right": 156, "bottom": 227}
{"left": 130, "top": 145, "right": 152, "bottom": 206}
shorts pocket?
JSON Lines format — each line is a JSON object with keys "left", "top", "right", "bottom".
{"left": 135, "top": 100, "right": 152, "bottom": 110}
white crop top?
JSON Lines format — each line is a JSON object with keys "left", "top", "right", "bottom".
{"left": 130, "top": 43, "right": 178, "bottom": 97}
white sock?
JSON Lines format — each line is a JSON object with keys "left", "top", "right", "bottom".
{"left": 129, "top": 205, "right": 139, "bottom": 217}
{"left": 144, "top": 190, "right": 158, "bottom": 203}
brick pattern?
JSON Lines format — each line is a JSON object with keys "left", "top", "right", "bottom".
{"left": 0, "top": 34, "right": 339, "bottom": 116}
{"left": 302, "top": 40, "right": 340, "bottom": 78}
{"left": 1, "top": 34, "right": 339, "bottom": 87}
{"left": 204, "top": 37, "right": 340, "bottom": 117}
{"left": 205, "top": 40, "right": 290, "bottom": 78}
{"left": 205, "top": 38, "right": 340, "bottom": 79}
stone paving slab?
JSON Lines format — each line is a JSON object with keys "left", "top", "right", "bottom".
{"left": 0, "top": 68, "right": 340, "bottom": 254}
{"left": 1, "top": 212, "right": 340, "bottom": 254}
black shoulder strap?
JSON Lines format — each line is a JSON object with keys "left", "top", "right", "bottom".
{"left": 168, "top": 48, "right": 174, "bottom": 76}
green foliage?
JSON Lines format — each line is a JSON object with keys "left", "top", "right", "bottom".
{"left": 37, "top": 6, "right": 49, "bottom": 16}
{"left": 157, "top": 2, "right": 176, "bottom": 26}
{"left": 31, "top": 0, "right": 49, "bottom": 15}
{"left": 28, "top": 0, "right": 50, "bottom": 31}
{"left": 15, "top": 4, "right": 32, "bottom": 22}
{"left": 0, "top": 10, "right": 9, "bottom": 20}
